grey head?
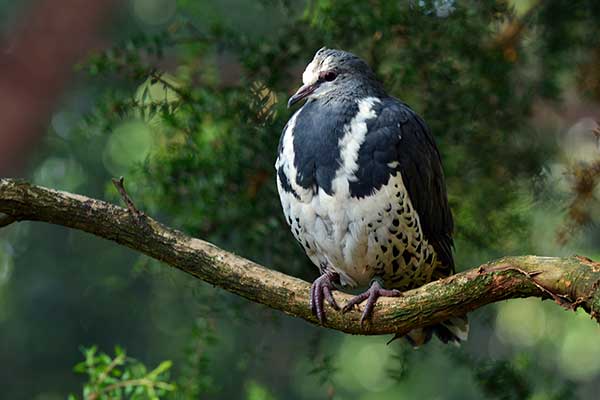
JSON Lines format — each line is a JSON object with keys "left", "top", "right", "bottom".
{"left": 287, "top": 48, "right": 386, "bottom": 108}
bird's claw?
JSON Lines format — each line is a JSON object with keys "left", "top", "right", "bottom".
{"left": 309, "top": 272, "right": 340, "bottom": 324}
{"left": 342, "top": 280, "right": 401, "bottom": 324}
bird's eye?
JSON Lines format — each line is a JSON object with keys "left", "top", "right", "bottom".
{"left": 320, "top": 71, "right": 337, "bottom": 82}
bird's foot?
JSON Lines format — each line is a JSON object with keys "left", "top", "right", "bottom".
{"left": 310, "top": 272, "right": 340, "bottom": 324}
{"left": 342, "top": 279, "right": 402, "bottom": 324}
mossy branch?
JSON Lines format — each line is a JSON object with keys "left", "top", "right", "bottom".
{"left": 1, "top": 178, "right": 599, "bottom": 336}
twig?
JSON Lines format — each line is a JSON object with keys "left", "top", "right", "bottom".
{"left": 0, "top": 213, "right": 15, "bottom": 228}
{"left": 95, "top": 353, "right": 126, "bottom": 387}
{"left": 88, "top": 378, "right": 175, "bottom": 400}
{"left": 111, "top": 176, "right": 144, "bottom": 224}
{"left": 149, "top": 70, "right": 191, "bottom": 100}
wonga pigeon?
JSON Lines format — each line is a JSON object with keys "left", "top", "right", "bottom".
{"left": 275, "top": 48, "right": 468, "bottom": 346}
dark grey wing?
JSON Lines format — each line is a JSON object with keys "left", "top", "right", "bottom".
{"left": 350, "top": 97, "right": 455, "bottom": 273}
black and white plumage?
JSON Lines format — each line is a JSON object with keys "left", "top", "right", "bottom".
{"left": 276, "top": 48, "right": 468, "bottom": 345}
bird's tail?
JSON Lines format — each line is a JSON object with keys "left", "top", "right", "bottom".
{"left": 402, "top": 315, "right": 469, "bottom": 347}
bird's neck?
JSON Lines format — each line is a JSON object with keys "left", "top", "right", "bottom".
{"left": 317, "top": 79, "right": 387, "bottom": 105}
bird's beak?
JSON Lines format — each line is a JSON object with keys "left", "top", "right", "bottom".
{"left": 287, "top": 83, "right": 317, "bottom": 108}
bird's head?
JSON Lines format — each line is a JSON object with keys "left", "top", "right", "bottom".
{"left": 287, "top": 48, "right": 382, "bottom": 108}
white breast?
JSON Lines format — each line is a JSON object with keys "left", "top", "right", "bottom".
{"left": 276, "top": 97, "right": 433, "bottom": 288}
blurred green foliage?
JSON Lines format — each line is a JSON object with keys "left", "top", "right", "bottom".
{"left": 1, "top": 0, "right": 600, "bottom": 399}
{"left": 69, "top": 346, "right": 175, "bottom": 400}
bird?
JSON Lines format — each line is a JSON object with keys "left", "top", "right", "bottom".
{"left": 275, "top": 48, "right": 468, "bottom": 346}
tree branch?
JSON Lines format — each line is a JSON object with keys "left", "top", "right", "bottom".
{"left": 1, "top": 178, "right": 599, "bottom": 336}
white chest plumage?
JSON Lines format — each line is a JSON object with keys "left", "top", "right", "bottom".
{"left": 276, "top": 97, "right": 438, "bottom": 289}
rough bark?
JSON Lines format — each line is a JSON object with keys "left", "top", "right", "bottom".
{"left": 1, "top": 178, "right": 599, "bottom": 336}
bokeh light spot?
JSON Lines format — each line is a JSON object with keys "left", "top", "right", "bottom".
{"left": 103, "top": 120, "right": 154, "bottom": 176}
{"left": 336, "top": 337, "right": 395, "bottom": 393}
{"left": 558, "top": 311, "right": 600, "bottom": 381}
{"left": 33, "top": 157, "right": 86, "bottom": 192}
{"left": 496, "top": 298, "right": 547, "bottom": 347}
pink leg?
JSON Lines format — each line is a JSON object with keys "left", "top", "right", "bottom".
{"left": 342, "top": 279, "right": 401, "bottom": 324}
{"left": 309, "top": 271, "right": 340, "bottom": 324}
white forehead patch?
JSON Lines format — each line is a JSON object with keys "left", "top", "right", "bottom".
{"left": 301, "top": 54, "right": 334, "bottom": 85}
{"left": 302, "top": 59, "right": 318, "bottom": 85}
